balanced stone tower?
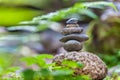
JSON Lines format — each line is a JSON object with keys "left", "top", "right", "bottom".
{"left": 60, "top": 18, "right": 89, "bottom": 51}
{"left": 53, "top": 18, "right": 108, "bottom": 80}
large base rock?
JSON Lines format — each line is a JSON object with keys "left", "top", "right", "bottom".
{"left": 53, "top": 51, "right": 108, "bottom": 80}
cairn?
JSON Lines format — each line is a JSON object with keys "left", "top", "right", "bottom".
{"left": 60, "top": 18, "right": 89, "bottom": 51}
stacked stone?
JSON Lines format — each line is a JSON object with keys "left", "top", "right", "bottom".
{"left": 53, "top": 18, "right": 108, "bottom": 80}
{"left": 60, "top": 18, "right": 89, "bottom": 51}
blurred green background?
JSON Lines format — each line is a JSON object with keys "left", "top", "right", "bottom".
{"left": 0, "top": 0, "right": 120, "bottom": 79}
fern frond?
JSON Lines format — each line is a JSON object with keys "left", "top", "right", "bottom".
{"left": 20, "top": 1, "right": 116, "bottom": 25}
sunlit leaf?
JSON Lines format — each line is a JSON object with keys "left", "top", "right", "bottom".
{"left": 22, "top": 69, "right": 35, "bottom": 80}
{"left": 62, "top": 60, "right": 83, "bottom": 68}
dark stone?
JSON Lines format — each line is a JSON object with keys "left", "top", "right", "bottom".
{"left": 60, "top": 34, "right": 89, "bottom": 42}
{"left": 61, "top": 27, "right": 83, "bottom": 35}
{"left": 63, "top": 40, "right": 82, "bottom": 51}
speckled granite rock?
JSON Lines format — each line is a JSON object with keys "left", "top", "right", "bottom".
{"left": 53, "top": 51, "right": 108, "bottom": 80}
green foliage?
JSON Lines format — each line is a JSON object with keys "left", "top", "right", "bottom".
{"left": 21, "top": 69, "right": 91, "bottom": 80}
{"left": 98, "top": 50, "right": 120, "bottom": 67}
{"left": 21, "top": 54, "right": 53, "bottom": 68}
{"left": 0, "top": 54, "right": 90, "bottom": 80}
{"left": 20, "top": 54, "right": 91, "bottom": 80}
{"left": 61, "top": 60, "right": 84, "bottom": 68}
{"left": 23, "top": 69, "right": 35, "bottom": 80}
{"left": 5, "top": 1, "right": 116, "bottom": 32}
{"left": 0, "top": 53, "right": 21, "bottom": 79}
{"left": 85, "top": 18, "right": 120, "bottom": 67}
{"left": 0, "top": 1, "right": 118, "bottom": 80}
{"left": 20, "top": 1, "right": 116, "bottom": 24}
{"left": 0, "top": 54, "right": 91, "bottom": 80}
{"left": 17, "top": 1, "right": 117, "bottom": 32}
